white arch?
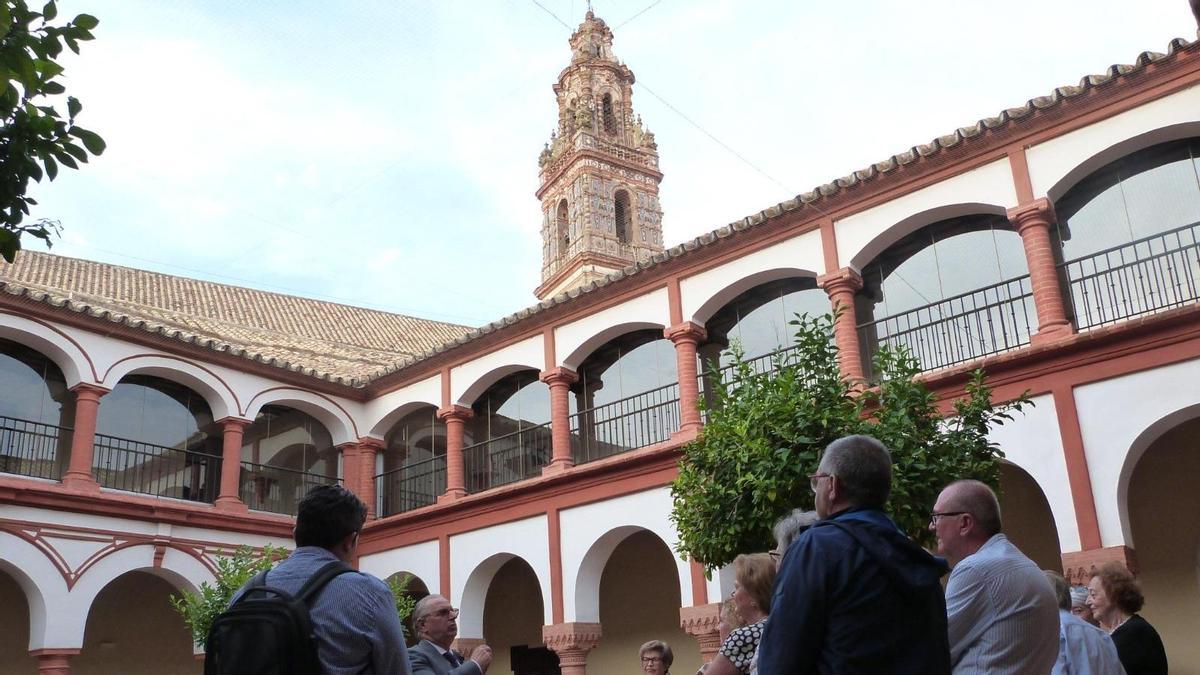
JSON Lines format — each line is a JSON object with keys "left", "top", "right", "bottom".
{"left": 573, "top": 525, "right": 648, "bottom": 623}
{"left": 560, "top": 321, "right": 666, "bottom": 371}
{"left": 848, "top": 202, "right": 1009, "bottom": 271}
{"left": 0, "top": 531, "right": 70, "bottom": 651}
{"left": 0, "top": 313, "right": 93, "bottom": 387}
{"left": 366, "top": 400, "right": 440, "bottom": 439}
{"left": 244, "top": 388, "right": 358, "bottom": 446}
{"left": 102, "top": 355, "right": 238, "bottom": 421}
{"left": 1045, "top": 121, "right": 1200, "bottom": 202}
{"left": 457, "top": 552, "right": 547, "bottom": 639}
{"left": 688, "top": 267, "right": 820, "bottom": 326}
{"left": 454, "top": 364, "right": 542, "bottom": 407}
{"left": 1117, "top": 402, "right": 1200, "bottom": 549}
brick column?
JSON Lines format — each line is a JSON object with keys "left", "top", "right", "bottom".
{"left": 665, "top": 322, "right": 707, "bottom": 436}
{"left": 31, "top": 649, "right": 77, "bottom": 675}
{"left": 817, "top": 268, "right": 865, "bottom": 382}
{"left": 357, "top": 438, "right": 384, "bottom": 518}
{"left": 543, "top": 622, "right": 602, "bottom": 675}
{"left": 680, "top": 603, "right": 722, "bottom": 663}
{"left": 339, "top": 443, "right": 360, "bottom": 498}
{"left": 62, "top": 384, "right": 108, "bottom": 492}
{"left": 1007, "top": 198, "right": 1073, "bottom": 343}
{"left": 1062, "top": 545, "right": 1138, "bottom": 585}
{"left": 541, "top": 367, "right": 579, "bottom": 474}
{"left": 437, "top": 405, "right": 473, "bottom": 502}
{"left": 214, "top": 418, "right": 250, "bottom": 511}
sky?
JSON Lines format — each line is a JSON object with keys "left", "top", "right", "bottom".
{"left": 24, "top": 0, "right": 1198, "bottom": 327}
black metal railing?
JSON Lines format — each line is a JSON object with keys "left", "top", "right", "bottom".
{"left": 239, "top": 461, "right": 339, "bottom": 516}
{"left": 93, "top": 434, "right": 221, "bottom": 502}
{"left": 463, "top": 422, "right": 552, "bottom": 493}
{"left": 1060, "top": 220, "right": 1200, "bottom": 331}
{"left": 0, "top": 415, "right": 69, "bottom": 481}
{"left": 570, "top": 381, "right": 681, "bottom": 465}
{"left": 375, "top": 455, "right": 447, "bottom": 517}
{"left": 856, "top": 274, "right": 1037, "bottom": 376}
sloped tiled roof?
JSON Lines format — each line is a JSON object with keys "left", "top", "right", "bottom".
{"left": 0, "top": 251, "right": 473, "bottom": 385}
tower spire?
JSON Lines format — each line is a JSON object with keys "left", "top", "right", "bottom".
{"left": 533, "top": 11, "right": 665, "bottom": 300}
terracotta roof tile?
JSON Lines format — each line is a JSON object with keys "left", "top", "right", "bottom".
{"left": 0, "top": 251, "right": 472, "bottom": 385}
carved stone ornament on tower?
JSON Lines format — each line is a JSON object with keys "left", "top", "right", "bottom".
{"left": 534, "top": 10, "right": 665, "bottom": 301}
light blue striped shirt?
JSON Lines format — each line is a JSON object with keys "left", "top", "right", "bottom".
{"left": 946, "top": 534, "right": 1060, "bottom": 675}
{"left": 1053, "top": 610, "right": 1126, "bottom": 675}
{"left": 233, "top": 546, "right": 412, "bottom": 675}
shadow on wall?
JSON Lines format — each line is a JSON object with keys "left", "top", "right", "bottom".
{"left": 72, "top": 571, "right": 199, "bottom": 675}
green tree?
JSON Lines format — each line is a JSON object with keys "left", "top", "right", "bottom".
{"left": 0, "top": 1, "right": 104, "bottom": 262}
{"left": 670, "top": 313, "right": 1030, "bottom": 570}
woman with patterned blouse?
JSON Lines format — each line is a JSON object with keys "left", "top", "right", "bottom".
{"left": 701, "top": 553, "right": 776, "bottom": 675}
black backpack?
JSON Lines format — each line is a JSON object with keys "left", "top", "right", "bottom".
{"left": 204, "top": 560, "right": 353, "bottom": 675}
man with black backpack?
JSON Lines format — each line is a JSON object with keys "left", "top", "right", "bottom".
{"left": 207, "top": 484, "right": 411, "bottom": 675}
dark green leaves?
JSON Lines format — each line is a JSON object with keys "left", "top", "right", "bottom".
{"left": 0, "top": 0, "right": 104, "bottom": 261}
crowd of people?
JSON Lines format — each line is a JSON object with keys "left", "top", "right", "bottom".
{"left": 216, "top": 435, "right": 1170, "bottom": 675}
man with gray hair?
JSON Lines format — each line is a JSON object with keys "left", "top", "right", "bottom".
{"left": 930, "top": 480, "right": 1059, "bottom": 674}
{"left": 770, "top": 508, "right": 818, "bottom": 568}
{"left": 408, "top": 594, "right": 492, "bottom": 674}
{"left": 757, "top": 435, "right": 951, "bottom": 674}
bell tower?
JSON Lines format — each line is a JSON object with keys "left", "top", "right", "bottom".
{"left": 534, "top": 11, "right": 665, "bottom": 301}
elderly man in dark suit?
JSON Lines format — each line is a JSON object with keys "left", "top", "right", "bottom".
{"left": 408, "top": 594, "right": 493, "bottom": 675}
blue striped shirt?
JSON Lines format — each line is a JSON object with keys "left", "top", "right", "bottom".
{"left": 233, "top": 546, "right": 411, "bottom": 675}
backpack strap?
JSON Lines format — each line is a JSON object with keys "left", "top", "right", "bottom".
{"left": 295, "top": 560, "right": 354, "bottom": 605}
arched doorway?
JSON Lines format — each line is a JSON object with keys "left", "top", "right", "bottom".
{"left": 998, "top": 462, "right": 1062, "bottom": 571}
{"left": 0, "top": 568, "right": 35, "bottom": 675}
{"left": 385, "top": 571, "right": 430, "bottom": 647}
{"left": 73, "top": 570, "right": 198, "bottom": 675}
{"left": 1127, "top": 414, "right": 1200, "bottom": 670}
{"left": 481, "top": 558, "right": 551, "bottom": 675}
{"left": 588, "top": 530, "right": 697, "bottom": 675}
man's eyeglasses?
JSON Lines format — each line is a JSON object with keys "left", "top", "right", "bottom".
{"left": 433, "top": 607, "right": 460, "bottom": 618}
{"left": 808, "top": 472, "right": 831, "bottom": 492}
{"left": 929, "top": 511, "right": 968, "bottom": 526}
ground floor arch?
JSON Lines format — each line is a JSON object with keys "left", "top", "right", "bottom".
{"left": 481, "top": 557, "right": 551, "bottom": 675}
{"left": 386, "top": 571, "right": 430, "bottom": 647}
{"left": 998, "top": 461, "right": 1063, "bottom": 571}
{"left": 1127, "top": 413, "right": 1200, "bottom": 672}
{"left": 588, "top": 529, "right": 699, "bottom": 675}
{"left": 0, "top": 568, "right": 36, "bottom": 675}
{"left": 72, "top": 570, "right": 198, "bottom": 675}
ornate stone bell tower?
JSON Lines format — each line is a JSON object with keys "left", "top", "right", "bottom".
{"left": 534, "top": 11, "right": 665, "bottom": 301}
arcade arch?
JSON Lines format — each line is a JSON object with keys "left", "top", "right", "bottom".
{"left": 378, "top": 405, "right": 446, "bottom": 516}
{"left": 481, "top": 557, "right": 547, "bottom": 675}
{"left": 0, "top": 338, "right": 73, "bottom": 480}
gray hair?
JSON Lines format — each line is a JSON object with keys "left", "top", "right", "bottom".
{"left": 1044, "top": 570, "right": 1071, "bottom": 611}
{"left": 773, "top": 509, "right": 819, "bottom": 551}
{"left": 944, "top": 479, "right": 1002, "bottom": 536}
{"left": 819, "top": 435, "right": 893, "bottom": 509}
{"left": 412, "top": 594, "right": 446, "bottom": 633}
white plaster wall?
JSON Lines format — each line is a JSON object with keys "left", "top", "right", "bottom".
{"left": 363, "top": 375, "right": 442, "bottom": 438}
{"left": 559, "top": 487, "right": 692, "bottom": 623}
{"left": 986, "top": 393, "right": 1080, "bottom": 551}
{"left": 1027, "top": 84, "right": 1200, "bottom": 198}
{"left": 450, "top": 516, "right": 551, "bottom": 637}
{"left": 834, "top": 158, "right": 1018, "bottom": 269}
{"left": 243, "top": 387, "right": 361, "bottom": 446}
{"left": 680, "top": 228, "right": 824, "bottom": 324}
{"left": 359, "top": 539, "right": 440, "bottom": 593}
{"left": 450, "top": 334, "right": 545, "bottom": 405}
{"left": 1073, "top": 357, "right": 1200, "bottom": 548}
{"left": 0, "top": 312, "right": 94, "bottom": 386}
{"left": 556, "top": 287, "right": 670, "bottom": 369}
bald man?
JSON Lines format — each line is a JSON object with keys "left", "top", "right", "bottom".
{"left": 930, "top": 480, "right": 1059, "bottom": 674}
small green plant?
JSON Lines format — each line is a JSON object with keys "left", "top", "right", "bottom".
{"left": 171, "top": 544, "right": 289, "bottom": 647}
{"left": 387, "top": 573, "right": 416, "bottom": 639}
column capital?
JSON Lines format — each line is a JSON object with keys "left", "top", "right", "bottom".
{"left": 1062, "top": 545, "right": 1138, "bottom": 585}
{"left": 355, "top": 437, "right": 386, "bottom": 452}
{"left": 1006, "top": 197, "right": 1056, "bottom": 233}
{"left": 680, "top": 603, "right": 723, "bottom": 662}
{"left": 68, "top": 382, "right": 109, "bottom": 400}
{"left": 540, "top": 367, "right": 579, "bottom": 386}
{"left": 437, "top": 405, "right": 474, "bottom": 423}
{"left": 542, "top": 622, "right": 602, "bottom": 653}
{"left": 817, "top": 267, "right": 863, "bottom": 294}
{"left": 215, "top": 416, "right": 252, "bottom": 429}
{"left": 664, "top": 321, "right": 707, "bottom": 344}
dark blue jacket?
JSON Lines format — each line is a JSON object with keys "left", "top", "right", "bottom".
{"left": 757, "top": 508, "right": 951, "bottom": 675}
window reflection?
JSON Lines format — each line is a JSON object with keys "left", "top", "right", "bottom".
{"left": 241, "top": 405, "right": 335, "bottom": 476}
{"left": 97, "top": 375, "right": 219, "bottom": 454}
{"left": 703, "top": 277, "right": 828, "bottom": 371}
{"left": 383, "top": 405, "right": 445, "bottom": 472}
{"left": 465, "top": 370, "right": 551, "bottom": 491}
{"left": 0, "top": 339, "right": 70, "bottom": 426}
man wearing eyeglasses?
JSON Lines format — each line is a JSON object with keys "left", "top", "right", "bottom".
{"left": 930, "top": 480, "right": 1058, "bottom": 674}
{"left": 409, "top": 594, "right": 493, "bottom": 674}
{"left": 757, "top": 435, "right": 952, "bottom": 674}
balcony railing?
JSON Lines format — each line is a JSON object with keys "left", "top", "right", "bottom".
{"left": 239, "top": 461, "right": 339, "bottom": 516}
{"left": 375, "top": 455, "right": 446, "bottom": 517}
{"left": 570, "top": 381, "right": 681, "bottom": 465}
{"left": 0, "top": 415, "right": 69, "bottom": 481}
{"left": 463, "top": 422, "right": 552, "bottom": 494}
{"left": 856, "top": 274, "right": 1037, "bottom": 376}
{"left": 1061, "top": 220, "right": 1200, "bottom": 331}
{"left": 93, "top": 434, "right": 221, "bottom": 502}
